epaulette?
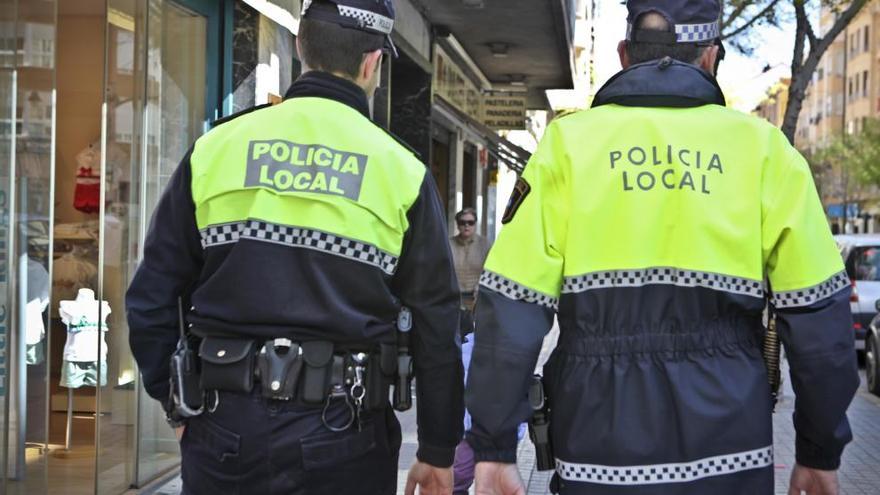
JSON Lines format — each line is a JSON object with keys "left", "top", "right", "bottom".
{"left": 371, "top": 122, "right": 423, "bottom": 161}
{"left": 210, "top": 103, "right": 273, "bottom": 129}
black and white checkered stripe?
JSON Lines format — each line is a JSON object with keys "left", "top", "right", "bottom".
{"left": 200, "top": 220, "right": 398, "bottom": 275}
{"left": 200, "top": 222, "right": 244, "bottom": 248}
{"left": 675, "top": 22, "right": 720, "bottom": 42}
{"left": 556, "top": 446, "right": 773, "bottom": 486}
{"left": 771, "top": 271, "right": 851, "bottom": 309}
{"left": 626, "top": 21, "right": 720, "bottom": 43}
{"left": 337, "top": 5, "right": 394, "bottom": 34}
{"left": 562, "top": 268, "right": 765, "bottom": 299}
{"left": 479, "top": 271, "right": 558, "bottom": 310}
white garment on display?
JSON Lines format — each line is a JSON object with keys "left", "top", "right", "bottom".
{"left": 59, "top": 288, "right": 111, "bottom": 362}
{"left": 25, "top": 257, "right": 50, "bottom": 345}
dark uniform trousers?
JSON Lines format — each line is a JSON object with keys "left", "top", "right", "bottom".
{"left": 180, "top": 390, "right": 402, "bottom": 495}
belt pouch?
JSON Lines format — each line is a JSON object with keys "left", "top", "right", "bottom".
{"left": 301, "top": 341, "right": 334, "bottom": 404}
{"left": 379, "top": 343, "right": 397, "bottom": 376}
{"left": 199, "top": 337, "right": 256, "bottom": 393}
{"left": 367, "top": 353, "right": 388, "bottom": 409}
{"left": 257, "top": 341, "right": 303, "bottom": 400}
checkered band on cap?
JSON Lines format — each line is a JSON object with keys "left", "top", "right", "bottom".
{"left": 479, "top": 271, "right": 558, "bottom": 310}
{"left": 556, "top": 446, "right": 773, "bottom": 486}
{"left": 771, "top": 271, "right": 851, "bottom": 309}
{"left": 626, "top": 21, "right": 720, "bottom": 43}
{"left": 676, "top": 21, "right": 720, "bottom": 42}
{"left": 562, "top": 268, "right": 765, "bottom": 299}
{"left": 337, "top": 5, "right": 394, "bottom": 34}
{"left": 200, "top": 220, "right": 398, "bottom": 275}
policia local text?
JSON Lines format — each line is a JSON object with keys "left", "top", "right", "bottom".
{"left": 611, "top": 145, "right": 724, "bottom": 194}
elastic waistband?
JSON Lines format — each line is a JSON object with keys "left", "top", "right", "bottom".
{"left": 557, "top": 318, "right": 762, "bottom": 357}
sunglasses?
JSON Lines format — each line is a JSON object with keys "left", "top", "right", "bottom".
{"left": 457, "top": 220, "right": 476, "bottom": 226}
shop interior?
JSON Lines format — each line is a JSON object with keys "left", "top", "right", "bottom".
{"left": 5, "top": 0, "right": 203, "bottom": 492}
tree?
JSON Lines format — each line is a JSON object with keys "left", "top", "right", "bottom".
{"left": 717, "top": 1, "right": 868, "bottom": 144}
{"left": 721, "top": 0, "right": 786, "bottom": 53}
{"left": 809, "top": 118, "right": 880, "bottom": 229}
{"left": 843, "top": 118, "right": 880, "bottom": 186}
{"left": 782, "top": 0, "right": 869, "bottom": 143}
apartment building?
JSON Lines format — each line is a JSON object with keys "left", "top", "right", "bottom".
{"left": 791, "top": 1, "right": 880, "bottom": 233}
{"left": 753, "top": 78, "right": 790, "bottom": 128}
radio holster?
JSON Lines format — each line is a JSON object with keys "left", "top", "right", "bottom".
{"left": 169, "top": 298, "right": 204, "bottom": 419}
{"left": 528, "top": 375, "right": 555, "bottom": 472}
{"left": 392, "top": 307, "right": 414, "bottom": 412}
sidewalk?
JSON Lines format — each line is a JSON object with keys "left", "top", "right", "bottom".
{"left": 512, "top": 357, "right": 880, "bottom": 495}
{"left": 149, "top": 332, "right": 880, "bottom": 495}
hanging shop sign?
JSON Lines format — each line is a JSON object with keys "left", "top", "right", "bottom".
{"left": 433, "top": 48, "right": 528, "bottom": 131}
{"left": 433, "top": 47, "right": 483, "bottom": 122}
{"left": 481, "top": 92, "right": 527, "bottom": 130}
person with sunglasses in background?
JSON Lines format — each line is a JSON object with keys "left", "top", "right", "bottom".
{"left": 448, "top": 207, "right": 491, "bottom": 494}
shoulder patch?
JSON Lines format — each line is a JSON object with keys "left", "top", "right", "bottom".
{"left": 502, "top": 177, "right": 531, "bottom": 224}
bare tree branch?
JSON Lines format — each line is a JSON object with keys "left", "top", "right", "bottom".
{"left": 722, "top": 1, "right": 752, "bottom": 30}
{"left": 781, "top": 0, "right": 869, "bottom": 142}
{"left": 721, "top": 0, "right": 782, "bottom": 40}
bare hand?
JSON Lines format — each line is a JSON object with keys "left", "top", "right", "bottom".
{"left": 404, "top": 461, "right": 453, "bottom": 495}
{"left": 474, "top": 462, "right": 525, "bottom": 495}
{"left": 788, "top": 464, "right": 840, "bottom": 495}
{"left": 175, "top": 426, "right": 186, "bottom": 442}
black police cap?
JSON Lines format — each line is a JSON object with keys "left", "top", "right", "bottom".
{"left": 301, "top": 0, "right": 399, "bottom": 57}
{"left": 626, "top": 0, "right": 721, "bottom": 45}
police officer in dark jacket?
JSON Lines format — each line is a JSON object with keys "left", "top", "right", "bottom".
{"left": 126, "top": 1, "right": 463, "bottom": 493}
{"left": 466, "top": 1, "right": 858, "bottom": 494}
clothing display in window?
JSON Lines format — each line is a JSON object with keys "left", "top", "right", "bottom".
{"left": 59, "top": 289, "right": 110, "bottom": 388}
{"left": 73, "top": 166, "right": 101, "bottom": 214}
{"left": 53, "top": 249, "right": 99, "bottom": 303}
{"left": 25, "top": 257, "right": 50, "bottom": 365}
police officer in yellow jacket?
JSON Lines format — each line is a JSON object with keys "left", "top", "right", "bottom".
{"left": 466, "top": 1, "right": 859, "bottom": 494}
{"left": 126, "top": 1, "right": 463, "bottom": 493}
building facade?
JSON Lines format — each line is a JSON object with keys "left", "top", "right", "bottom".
{"left": 789, "top": 1, "right": 880, "bottom": 233}
{"left": 0, "top": 1, "right": 578, "bottom": 493}
{"left": 753, "top": 78, "right": 790, "bottom": 128}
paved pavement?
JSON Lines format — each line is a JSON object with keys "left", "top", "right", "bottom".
{"left": 148, "top": 328, "right": 880, "bottom": 495}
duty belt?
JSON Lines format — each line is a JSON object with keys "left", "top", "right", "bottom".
{"left": 195, "top": 335, "right": 400, "bottom": 432}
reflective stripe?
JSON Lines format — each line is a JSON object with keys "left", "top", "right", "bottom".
{"left": 480, "top": 271, "right": 559, "bottom": 310}
{"left": 200, "top": 220, "right": 398, "bottom": 274}
{"left": 562, "top": 267, "right": 764, "bottom": 298}
{"left": 337, "top": 5, "right": 394, "bottom": 34}
{"left": 556, "top": 446, "right": 773, "bottom": 486}
{"left": 200, "top": 222, "right": 244, "bottom": 248}
{"left": 626, "top": 21, "right": 720, "bottom": 43}
{"left": 771, "top": 271, "right": 850, "bottom": 309}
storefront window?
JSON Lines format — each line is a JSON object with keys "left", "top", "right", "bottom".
{"left": 1, "top": 0, "right": 58, "bottom": 493}
{"left": 136, "top": 0, "right": 214, "bottom": 485}
{"left": 0, "top": 1, "right": 300, "bottom": 492}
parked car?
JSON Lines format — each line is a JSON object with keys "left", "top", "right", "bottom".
{"left": 867, "top": 301, "right": 880, "bottom": 395}
{"left": 834, "top": 234, "right": 880, "bottom": 352}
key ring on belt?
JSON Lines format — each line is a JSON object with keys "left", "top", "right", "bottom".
{"left": 322, "top": 385, "right": 356, "bottom": 432}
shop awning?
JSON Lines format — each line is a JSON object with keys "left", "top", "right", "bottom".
{"left": 433, "top": 98, "right": 531, "bottom": 173}
{"left": 417, "top": 0, "right": 575, "bottom": 109}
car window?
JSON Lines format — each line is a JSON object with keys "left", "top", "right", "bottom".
{"left": 852, "top": 246, "right": 880, "bottom": 281}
